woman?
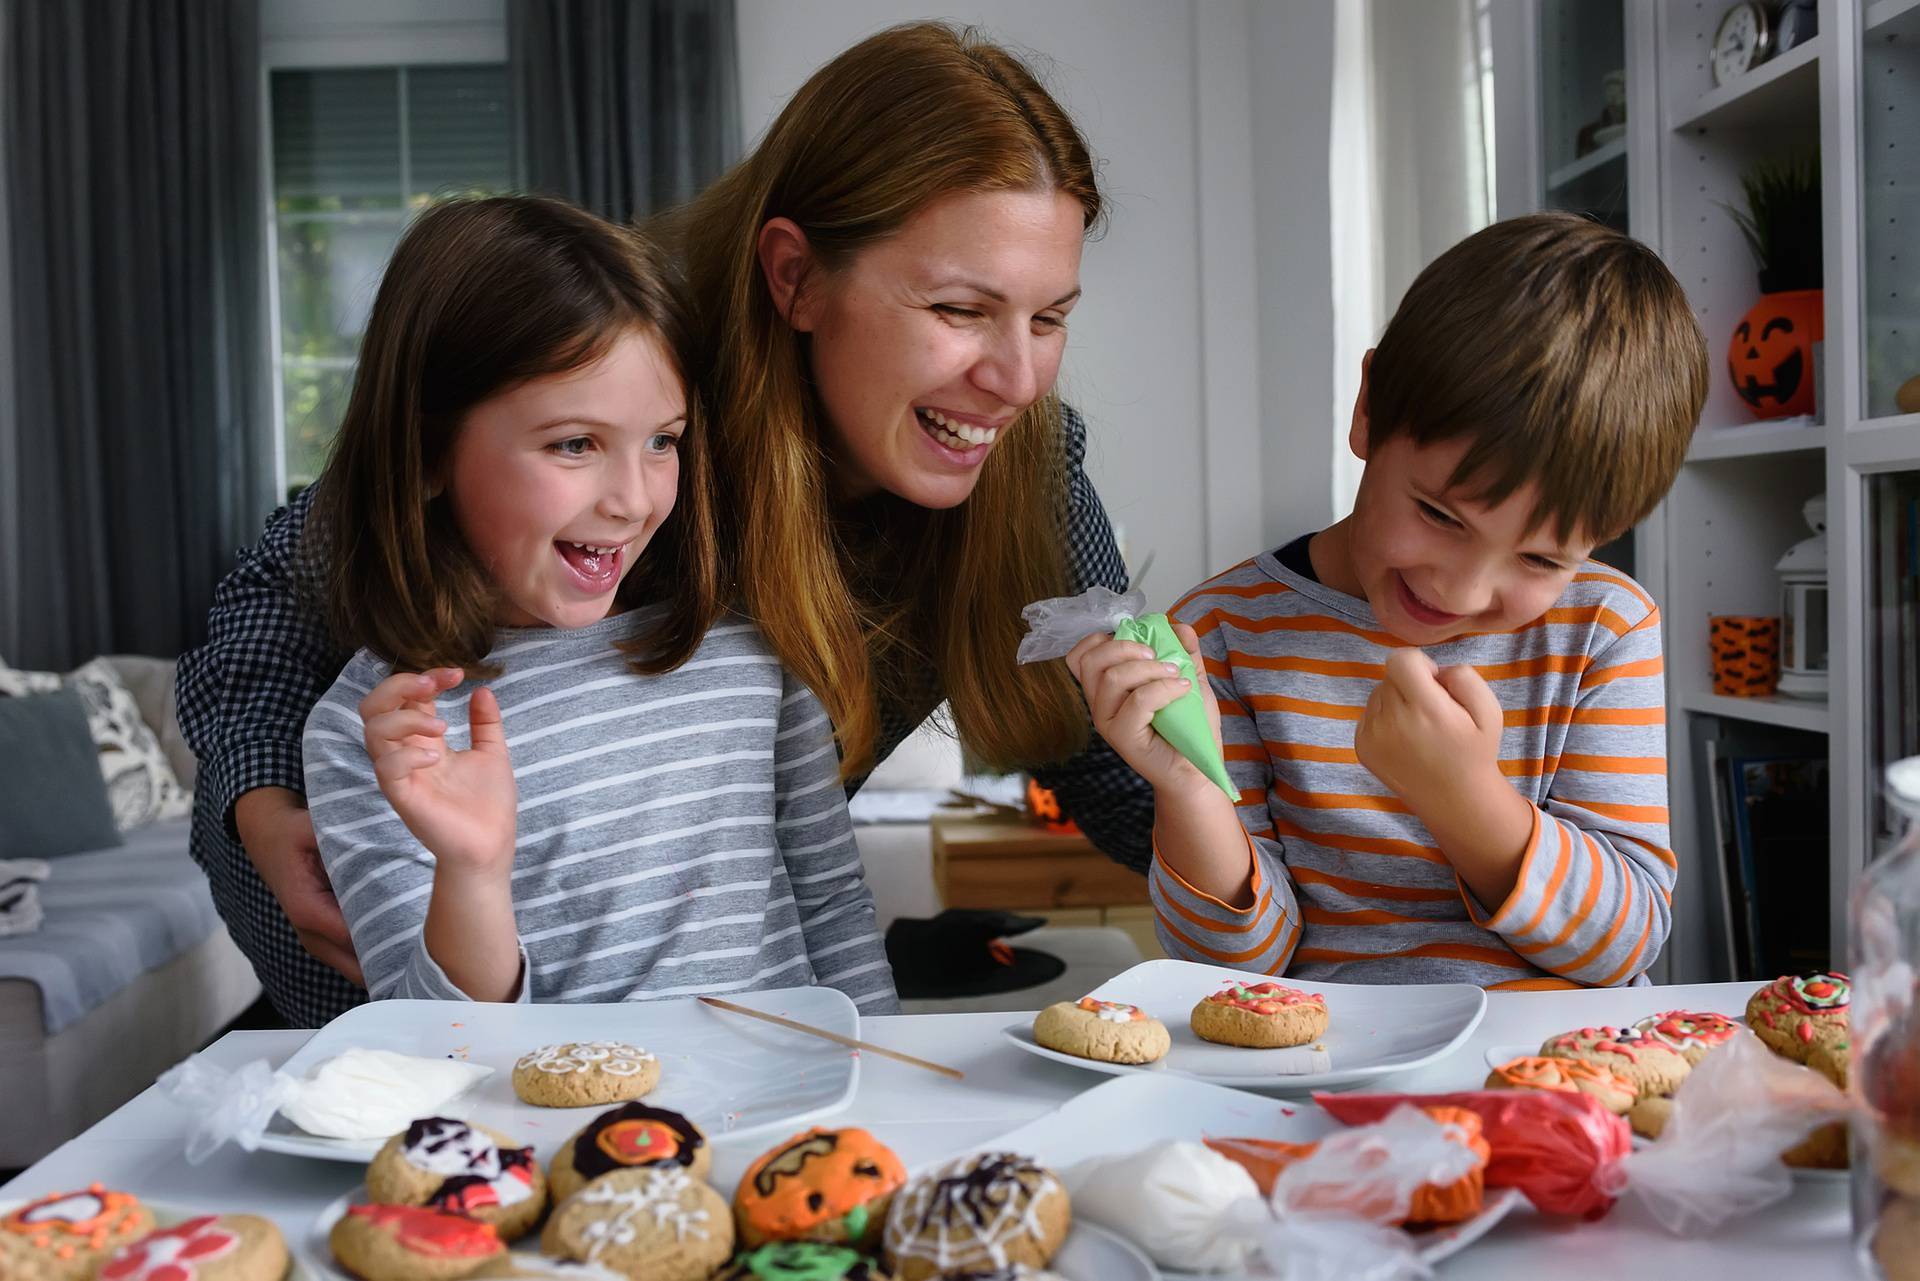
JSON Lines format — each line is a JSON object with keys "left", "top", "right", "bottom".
{"left": 178, "top": 22, "right": 1152, "bottom": 1026}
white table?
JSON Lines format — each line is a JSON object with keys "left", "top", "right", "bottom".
{"left": 1, "top": 982, "right": 1855, "bottom": 1279}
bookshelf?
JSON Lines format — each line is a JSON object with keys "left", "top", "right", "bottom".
{"left": 1494, "top": 0, "right": 1918, "bottom": 983}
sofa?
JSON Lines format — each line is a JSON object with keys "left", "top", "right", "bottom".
{"left": 0, "top": 655, "right": 260, "bottom": 1168}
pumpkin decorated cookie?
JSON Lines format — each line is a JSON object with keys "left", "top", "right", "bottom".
{"left": 715, "top": 1242, "right": 894, "bottom": 1280}
{"left": 882, "top": 1152, "right": 1068, "bottom": 1281}
{"left": 367, "top": 1117, "right": 546, "bottom": 1242}
{"left": 0, "top": 1185, "right": 154, "bottom": 1281}
{"left": 329, "top": 1204, "right": 504, "bottom": 1281}
{"left": 1633, "top": 1010, "right": 1741, "bottom": 1066}
{"left": 1483, "top": 1054, "right": 1636, "bottom": 1114}
{"left": 1031, "top": 997, "right": 1170, "bottom": 1064}
{"left": 1190, "top": 981, "right": 1328, "bottom": 1049}
{"left": 541, "top": 1166, "right": 733, "bottom": 1281}
{"left": 550, "top": 1102, "right": 710, "bottom": 1204}
{"left": 98, "top": 1214, "right": 288, "bottom": 1281}
{"left": 1539, "top": 1025, "right": 1690, "bottom": 1099}
{"left": 511, "top": 1041, "right": 660, "bottom": 1108}
{"left": 735, "top": 1127, "right": 907, "bottom": 1251}
{"left": 1747, "top": 971, "right": 1851, "bottom": 1063}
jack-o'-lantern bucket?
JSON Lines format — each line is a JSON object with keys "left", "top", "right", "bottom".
{"left": 1729, "top": 288, "right": 1822, "bottom": 420}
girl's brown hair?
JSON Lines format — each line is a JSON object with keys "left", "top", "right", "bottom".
{"left": 309, "top": 194, "right": 718, "bottom": 675}
{"left": 665, "top": 21, "right": 1104, "bottom": 778}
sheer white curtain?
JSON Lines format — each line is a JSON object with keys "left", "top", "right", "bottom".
{"left": 1329, "top": 0, "right": 1496, "bottom": 517}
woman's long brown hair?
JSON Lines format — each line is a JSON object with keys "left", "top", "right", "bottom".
{"left": 664, "top": 21, "right": 1105, "bottom": 778}
{"left": 308, "top": 195, "right": 719, "bottom": 677}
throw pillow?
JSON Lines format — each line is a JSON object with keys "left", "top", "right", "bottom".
{"left": 0, "top": 688, "right": 124, "bottom": 858}
{"left": 0, "top": 656, "right": 194, "bottom": 829}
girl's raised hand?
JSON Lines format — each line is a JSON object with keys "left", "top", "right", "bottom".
{"left": 1065, "top": 622, "right": 1223, "bottom": 796}
{"left": 358, "top": 668, "right": 517, "bottom": 876}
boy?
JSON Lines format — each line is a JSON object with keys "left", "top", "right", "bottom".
{"left": 1070, "top": 213, "right": 1707, "bottom": 988}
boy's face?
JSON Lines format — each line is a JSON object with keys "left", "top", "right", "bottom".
{"left": 1345, "top": 373, "right": 1597, "bottom": 645}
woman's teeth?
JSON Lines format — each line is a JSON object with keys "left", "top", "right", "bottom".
{"left": 916, "top": 408, "right": 998, "bottom": 449}
{"left": 564, "top": 541, "right": 619, "bottom": 556}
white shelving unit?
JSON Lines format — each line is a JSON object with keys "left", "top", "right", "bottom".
{"left": 1495, "top": 0, "right": 1920, "bottom": 983}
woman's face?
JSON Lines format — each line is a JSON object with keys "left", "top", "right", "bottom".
{"left": 786, "top": 187, "right": 1085, "bottom": 509}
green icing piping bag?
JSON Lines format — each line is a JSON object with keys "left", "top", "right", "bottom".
{"left": 1111, "top": 611, "right": 1237, "bottom": 800}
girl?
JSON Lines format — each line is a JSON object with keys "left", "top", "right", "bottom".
{"left": 300, "top": 196, "right": 895, "bottom": 1010}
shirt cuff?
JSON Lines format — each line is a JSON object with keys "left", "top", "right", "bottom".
{"left": 201, "top": 738, "right": 310, "bottom": 840}
{"left": 1458, "top": 804, "right": 1548, "bottom": 933}
{"left": 406, "top": 939, "right": 533, "bottom": 1003}
{"left": 1151, "top": 827, "right": 1264, "bottom": 918}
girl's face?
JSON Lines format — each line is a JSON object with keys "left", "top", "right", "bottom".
{"left": 446, "top": 329, "right": 685, "bottom": 629}
{"left": 783, "top": 187, "right": 1085, "bottom": 509}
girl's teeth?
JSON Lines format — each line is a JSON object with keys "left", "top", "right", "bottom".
{"left": 917, "top": 409, "right": 997, "bottom": 448}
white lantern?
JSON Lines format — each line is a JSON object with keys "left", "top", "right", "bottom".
{"left": 1775, "top": 493, "right": 1828, "bottom": 699}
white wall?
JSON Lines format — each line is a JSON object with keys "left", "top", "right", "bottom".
{"left": 736, "top": 0, "right": 1339, "bottom": 604}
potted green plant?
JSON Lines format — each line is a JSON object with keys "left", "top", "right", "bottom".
{"left": 1724, "top": 150, "right": 1822, "bottom": 420}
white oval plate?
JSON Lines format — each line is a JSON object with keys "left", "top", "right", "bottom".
{"left": 0, "top": 1200, "right": 320, "bottom": 1279}
{"left": 1480, "top": 1042, "right": 1848, "bottom": 1183}
{"left": 258, "top": 986, "right": 861, "bottom": 1162}
{"left": 1002, "top": 958, "right": 1487, "bottom": 1093}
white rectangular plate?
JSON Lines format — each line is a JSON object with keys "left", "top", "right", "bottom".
{"left": 1002, "top": 958, "right": 1487, "bottom": 1091}
{"left": 258, "top": 987, "right": 860, "bottom": 1162}
{"left": 970, "top": 1073, "right": 1518, "bottom": 1275}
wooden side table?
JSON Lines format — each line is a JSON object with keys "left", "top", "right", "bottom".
{"left": 928, "top": 812, "right": 1162, "bottom": 959}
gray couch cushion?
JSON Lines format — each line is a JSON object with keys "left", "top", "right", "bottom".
{"left": 0, "top": 689, "right": 123, "bottom": 860}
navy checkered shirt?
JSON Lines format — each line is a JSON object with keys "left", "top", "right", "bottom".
{"left": 176, "top": 403, "right": 1154, "bottom": 1026}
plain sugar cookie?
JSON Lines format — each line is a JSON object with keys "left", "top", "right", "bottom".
{"left": 1031, "top": 998, "right": 1170, "bottom": 1064}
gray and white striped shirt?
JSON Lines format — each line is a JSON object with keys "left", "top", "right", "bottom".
{"left": 302, "top": 608, "right": 898, "bottom": 1013}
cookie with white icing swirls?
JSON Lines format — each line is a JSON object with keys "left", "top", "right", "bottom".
{"left": 881, "top": 1152, "right": 1068, "bottom": 1281}
{"left": 540, "top": 1165, "right": 732, "bottom": 1281}
{"left": 1032, "top": 998, "right": 1170, "bottom": 1064}
{"left": 511, "top": 1041, "right": 660, "bottom": 1107}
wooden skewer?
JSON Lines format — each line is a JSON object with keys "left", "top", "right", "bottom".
{"left": 697, "top": 995, "right": 965, "bottom": 1080}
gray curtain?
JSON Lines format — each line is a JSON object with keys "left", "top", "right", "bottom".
{"left": 0, "top": 0, "right": 272, "bottom": 669}
{"left": 510, "top": 0, "right": 741, "bottom": 224}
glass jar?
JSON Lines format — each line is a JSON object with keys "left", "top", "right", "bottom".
{"left": 1853, "top": 758, "right": 1920, "bottom": 1279}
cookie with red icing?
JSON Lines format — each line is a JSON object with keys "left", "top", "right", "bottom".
{"left": 367, "top": 1117, "right": 546, "bottom": 1243}
{"left": 1032, "top": 997, "right": 1170, "bottom": 1064}
{"left": 1632, "top": 1010, "right": 1740, "bottom": 1066}
{"left": 550, "top": 1102, "right": 711, "bottom": 1204}
{"left": 97, "top": 1214, "right": 287, "bottom": 1281}
{"left": 0, "top": 1184, "right": 153, "bottom": 1281}
{"left": 734, "top": 1127, "right": 907, "bottom": 1251}
{"left": 1190, "top": 980, "right": 1328, "bottom": 1049}
{"left": 1746, "top": 971, "right": 1851, "bottom": 1063}
{"left": 1538, "top": 1025, "right": 1690, "bottom": 1099}
{"left": 328, "top": 1204, "right": 503, "bottom": 1281}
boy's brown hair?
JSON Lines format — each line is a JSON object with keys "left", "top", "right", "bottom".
{"left": 1367, "top": 212, "right": 1707, "bottom": 543}
{"left": 308, "top": 194, "right": 719, "bottom": 677}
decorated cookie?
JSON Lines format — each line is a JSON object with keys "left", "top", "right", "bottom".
{"left": 1628, "top": 1095, "right": 1672, "bottom": 1140}
{"left": 367, "top": 1117, "right": 546, "bottom": 1242}
{"left": 1809, "top": 1039, "right": 1850, "bottom": 1090}
{"left": 881, "top": 1152, "right": 1068, "bottom": 1281}
{"left": 1539, "top": 1025, "right": 1691, "bottom": 1099}
{"left": 541, "top": 1166, "right": 733, "bottom": 1281}
{"left": 1483, "top": 1054, "right": 1636, "bottom": 1114}
{"left": 329, "top": 1204, "right": 503, "bottom": 1281}
{"left": 97, "top": 1215, "right": 287, "bottom": 1281}
{"left": 1190, "top": 981, "right": 1328, "bottom": 1049}
{"left": 550, "top": 1102, "right": 711, "bottom": 1203}
{"left": 512, "top": 1041, "right": 660, "bottom": 1108}
{"left": 1782, "top": 1120, "right": 1850, "bottom": 1169}
{"left": 1747, "top": 972, "right": 1851, "bottom": 1063}
{"left": 715, "top": 1242, "right": 894, "bottom": 1280}
{"left": 735, "top": 1127, "right": 908, "bottom": 1251}
{"left": 469, "top": 1259, "right": 623, "bottom": 1280}
{"left": 1633, "top": 1010, "right": 1741, "bottom": 1066}
{"left": 0, "top": 1185, "right": 154, "bottom": 1281}
{"left": 1031, "top": 997, "right": 1171, "bottom": 1065}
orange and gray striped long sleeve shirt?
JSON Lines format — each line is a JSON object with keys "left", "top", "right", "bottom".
{"left": 1156, "top": 549, "right": 1674, "bottom": 990}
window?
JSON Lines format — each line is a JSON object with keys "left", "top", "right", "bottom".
{"left": 268, "top": 64, "right": 513, "bottom": 493}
